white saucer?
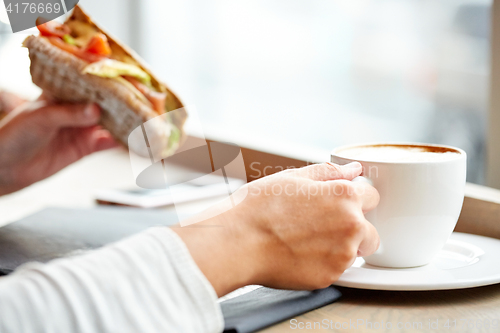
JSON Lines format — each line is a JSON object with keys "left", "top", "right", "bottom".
{"left": 334, "top": 232, "right": 500, "bottom": 291}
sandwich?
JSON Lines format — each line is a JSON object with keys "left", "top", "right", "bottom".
{"left": 23, "top": 5, "right": 186, "bottom": 157}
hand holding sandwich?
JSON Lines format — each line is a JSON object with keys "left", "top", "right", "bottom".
{"left": 25, "top": 6, "right": 187, "bottom": 158}
{"left": 0, "top": 94, "right": 116, "bottom": 196}
{"left": 1, "top": 4, "right": 187, "bottom": 196}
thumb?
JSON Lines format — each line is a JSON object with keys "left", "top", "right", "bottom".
{"left": 291, "top": 162, "right": 362, "bottom": 181}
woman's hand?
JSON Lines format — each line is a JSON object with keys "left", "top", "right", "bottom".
{"left": 174, "top": 162, "right": 380, "bottom": 297}
{"left": 0, "top": 90, "right": 27, "bottom": 114}
{"left": 0, "top": 94, "right": 117, "bottom": 195}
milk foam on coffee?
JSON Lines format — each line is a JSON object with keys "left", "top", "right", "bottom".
{"left": 337, "top": 146, "right": 460, "bottom": 163}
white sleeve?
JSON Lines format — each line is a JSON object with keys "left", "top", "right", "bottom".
{"left": 0, "top": 227, "right": 224, "bottom": 333}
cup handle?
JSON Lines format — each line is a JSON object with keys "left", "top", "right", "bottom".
{"left": 352, "top": 176, "right": 373, "bottom": 187}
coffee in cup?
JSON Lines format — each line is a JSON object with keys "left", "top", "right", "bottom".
{"left": 335, "top": 144, "right": 460, "bottom": 163}
{"left": 331, "top": 143, "right": 467, "bottom": 268}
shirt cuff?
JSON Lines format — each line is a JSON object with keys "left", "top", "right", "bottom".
{"left": 148, "top": 227, "right": 224, "bottom": 332}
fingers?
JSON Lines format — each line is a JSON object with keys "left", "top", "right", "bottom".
{"left": 323, "top": 179, "right": 380, "bottom": 257}
{"left": 357, "top": 218, "right": 380, "bottom": 257}
{"left": 323, "top": 179, "right": 379, "bottom": 213}
{"left": 31, "top": 102, "right": 101, "bottom": 129}
{"left": 92, "top": 129, "right": 119, "bottom": 152}
{"left": 351, "top": 181, "right": 380, "bottom": 213}
{"left": 291, "top": 162, "right": 362, "bottom": 181}
{"left": 346, "top": 182, "right": 380, "bottom": 256}
{"left": 72, "top": 127, "right": 118, "bottom": 156}
{"left": 55, "top": 127, "right": 118, "bottom": 166}
{"left": 0, "top": 91, "right": 27, "bottom": 113}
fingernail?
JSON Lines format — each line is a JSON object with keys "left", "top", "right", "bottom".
{"left": 84, "top": 103, "right": 97, "bottom": 118}
{"left": 95, "top": 137, "right": 118, "bottom": 151}
{"left": 343, "top": 162, "right": 362, "bottom": 169}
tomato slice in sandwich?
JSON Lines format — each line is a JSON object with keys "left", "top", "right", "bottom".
{"left": 36, "top": 18, "right": 70, "bottom": 38}
{"left": 46, "top": 37, "right": 107, "bottom": 63}
{"left": 84, "top": 33, "right": 112, "bottom": 57}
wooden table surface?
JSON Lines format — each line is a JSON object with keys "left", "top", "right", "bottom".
{"left": 1, "top": 148, "right": 499, "bottom": 333}
{"left": 263, "top": 285, "right": 500, "bottom": 332}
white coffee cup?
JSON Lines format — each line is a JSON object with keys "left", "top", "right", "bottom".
{"left": 331, "top": 143, "right": 467, "bottom": 268}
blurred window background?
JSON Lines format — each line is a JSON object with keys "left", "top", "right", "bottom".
{"left": 0, "top": 0, "right": 492, "bottom": 183}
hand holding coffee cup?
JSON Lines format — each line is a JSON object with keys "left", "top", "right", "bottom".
{"left": 331, "top": 143, "right": 467, "bottom": 268}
